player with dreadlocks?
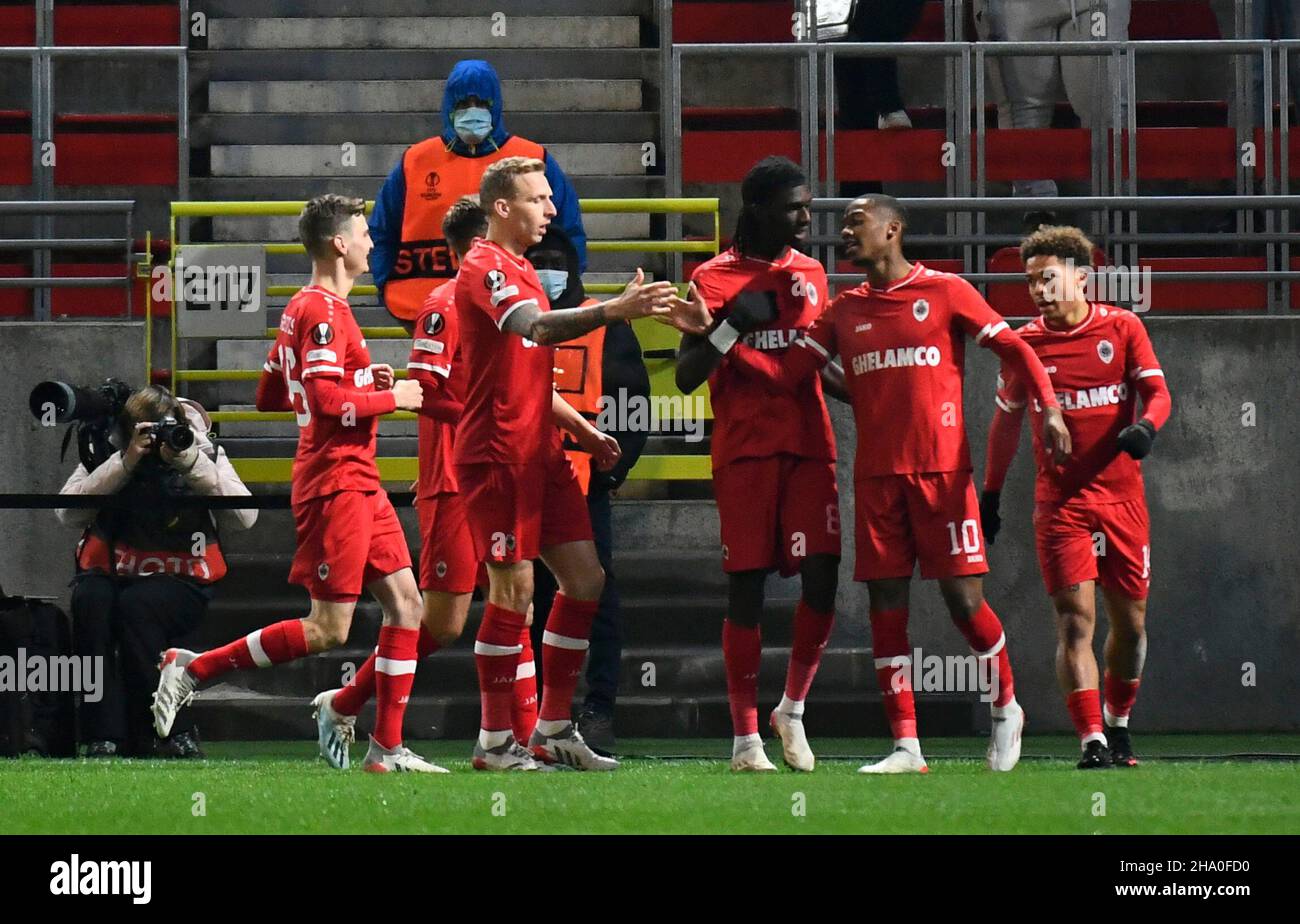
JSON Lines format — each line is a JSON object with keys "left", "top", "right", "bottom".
{"left": 675, "top": 156, "right": 848, "bottom": 772}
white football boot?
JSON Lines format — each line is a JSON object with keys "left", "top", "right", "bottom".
{"left": 858, "top": 745, "right": 930, "bottom": 775}
{"left": 312, "top": 689, "right": 356, "bottom": 770}
{"left": 730, "top": 738, "right": 778, "bottom": 772}
{"left": 152, "top": 648, "right": 198, "bottom": 737}
{"left": 471, "top": 737, "right": 548, "bottom": 772}
{"left": 770, "top": 708, "right": 815, "bottom": 772}
{"left": 528, "top": 724, "right": 619, "bottom": 771}
{"left": 987, "top": 700, "right": 1025, "bottom": 772}
{"left": 362, "top": 736, "right": 449, "bottom": 773}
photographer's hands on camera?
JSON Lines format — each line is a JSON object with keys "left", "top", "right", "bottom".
{"left": 123, "top": 421, "right": 199, "bottom": 475}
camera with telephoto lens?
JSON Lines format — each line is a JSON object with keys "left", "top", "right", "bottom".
{"left": 29, "top": 379, "right": 131, "bottom": 425}
{"left": 145, "top": 416, "right": 194, "bottom": 454}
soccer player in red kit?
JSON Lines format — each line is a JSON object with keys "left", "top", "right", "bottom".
{"left": 151, "top": 195, "right": 445, "bottom": 773}
{"left": 456, "top": 156, "right": 690, "bottom": 770}
{"left": 675, "top": 156, "right": 848, "bottom": 772}
{"left": 310, "top": 197, "right": 484, "bottom": 766}
{"left": 314, "top": 197, "right": 621, "bottom": 766}
{"left": 981, "top": 226, "right": 1171, "bottom": 769}
{"left": 710, "top": 195, "right": 1071, "bottom": 773}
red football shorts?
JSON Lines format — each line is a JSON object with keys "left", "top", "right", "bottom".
{"left": 457, "top": 449, "right": 592, "bottom": 564}
{"left": 853, "top": 470, "right": 988, "bottom": 582}
{"left": 416, "top": 491, "right": 478, "bottom": 594}
{"left": 289, "top": 490, "right": 412, "bottom": 602}
{"left": 713, "top": 455, "right": 840, "bottom": 577}
{"left": 1033, "top": 496, "right": 1151, "bottom": 600}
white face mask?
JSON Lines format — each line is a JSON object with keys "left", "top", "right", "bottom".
{"left": 536, "top": 268, "right": 568, "bottom": 300}
{"left": 453, "top": 106, "right": 493, "bottom": 145}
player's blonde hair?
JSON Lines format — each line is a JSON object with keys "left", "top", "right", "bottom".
{"left": 1020, "top": 225, "right": 1095, "bottom": 268}
{"left": 480, "top": 156, "right": 546, "bottom": 210}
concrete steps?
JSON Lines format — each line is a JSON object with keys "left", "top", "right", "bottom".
{"left": 193, "top": 112, "right": 660, "bottom": 146}
{"left": 208, "top": 80, "right": 643, "bottom": 114}
{"left": 199, "top": 0, "right": 651, "bottom": 16}
{"left": 208, "top": 17, "right": 640, "bottom": 50}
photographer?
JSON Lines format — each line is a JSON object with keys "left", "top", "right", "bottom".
{"left": 55, "top": 385, "right": 257, "bottom": 757}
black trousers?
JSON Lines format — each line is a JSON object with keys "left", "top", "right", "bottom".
{"left": 70, "top": 573, "right": 208, "bottom": 751}
{"left": 531, "top": 484, "right": 621, "bottom": 715}
{"left": 835, "top": 0, "right": 928, "bottom": 197}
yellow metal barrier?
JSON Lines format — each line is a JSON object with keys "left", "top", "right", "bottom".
{"left": 159, "top": 198, "right": 721, "bottom": 481}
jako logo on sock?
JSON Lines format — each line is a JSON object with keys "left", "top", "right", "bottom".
{"left": 49, "top": 854, "right": 152, "bottom": 905}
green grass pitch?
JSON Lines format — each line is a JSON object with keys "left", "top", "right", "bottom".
{"left": 2, "top": 736, "right": 1297, "bottom": 835}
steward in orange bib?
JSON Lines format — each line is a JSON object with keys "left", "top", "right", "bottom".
{"left": 527, "top": 226, "right": 648, "bottom": 753}
{"left": 370, "top": 59, "right": 589, "bottom": 324}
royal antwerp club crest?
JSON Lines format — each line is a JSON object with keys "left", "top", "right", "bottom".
{"left": 912, "top": 298, "right": 930, "bottom": 322}
{"left": 1097, "top": 339, "right": 1115, "bottom": 364}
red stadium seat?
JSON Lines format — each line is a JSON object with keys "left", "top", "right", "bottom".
{"left": 682, "top": 127, "right": 1300, "bottom": 185}
{"left": 1142, "top": 257, "right": 1266, "bottom": 312}
{"left": 1130, "top": 1, "right": 1221, "bottom": 40}
{"left": 0, "top": 264, "right": 33, "bottom": 318}
{"left": 50, "top": 263, "right": 141, "bottom": 319}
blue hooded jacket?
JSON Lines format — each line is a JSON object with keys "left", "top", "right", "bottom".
{"left": 369, "top": 59, "right": 588, "bottom": 296}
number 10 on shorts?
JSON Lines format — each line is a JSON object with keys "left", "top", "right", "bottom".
{"left": 947, "top": 519, "right": 981, "bottom": 556}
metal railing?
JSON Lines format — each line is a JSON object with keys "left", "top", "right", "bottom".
{"left": 663, "top": 6, "right": 1300, "bottom": 312}
{"left": 0, "top": 0, "right": 189, "bottom": 320}
{"left": 0, "top": 200, "right": 136, "bottom": 316}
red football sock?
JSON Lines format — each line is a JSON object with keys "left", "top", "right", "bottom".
{"left": 372, "top": 626, "right": 419, "bottom": 750}
{"left": 475, "top": 603, "right": 528, "bottom": 733}
{"left": 871, "top": 606, "right": 917, "bottom": 740}
{"left": 188, "top": 618, "right": 309, "bottom": 683}
{"left": 784, "top": 601, "right": 834, "bottom": 703}
{"left": 512, "top": 626, "right": 538, "bottom": 742}
{"left": 539, "top": 594, "right": 597, "bottom": 723}
{"left": 1066, "top": 688, "right": 1105, "bottom": 743}
{"left": 1103, "top": 671, "right": 1141, "bottom": 722}
{"left": 952, "top": 601, "right": 1016, "bottom": 708}
{"left": 722, "top": 619, "right": 761, "bottom": 736}
{"left": 333, "top": 626, "right": 441, "bottom": 717}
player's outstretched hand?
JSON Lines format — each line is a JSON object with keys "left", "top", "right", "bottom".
{"left": 579, "top": 429, "right": 622, "bottom": 472}
{"left": 371, "top": 363, "right": 395, "bottom": 390}
{"left": 662, "top": 282, "right": 712, "bottom": 335}
{"left": 606, "top": 268, "right": 677, "bottom": 321}
{"left": 979, "top": 490, "right": 1002, "bottom": 546}
{"left": 1117, "top": 419, "right": 1156, "bottom": 459}
{"left": 727, "top": 289, "right": 779, "bottom": 333}
{"left": 1042, "top": 406, "right": 1072, "bottom": 468}
{"left": 391, "top": 378, "right": 424, "bottom": 412}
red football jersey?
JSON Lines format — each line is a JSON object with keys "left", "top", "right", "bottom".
{"left": 410, "top": 279, "right": 462, "bottom": 498}
{"left": 691, "top": 247, "right": 835, "bottom": 468}
{"left": 800, "top": 263, "right": 1024, "bottom": 479}
{"left": 453, "top": 238, "right": 561, "bottom": 465}
{"left": 263, "top": 285, "right": 384, "bottom": 504}
{"left": 996, "top": 303, "right": 1164, "bottom": 504}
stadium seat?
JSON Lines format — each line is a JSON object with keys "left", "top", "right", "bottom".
{"left": 52, "top": 114, "right": 179, "bottom": 187}
{"left": 0, "top": 264, "right": 32, "bottom": 318}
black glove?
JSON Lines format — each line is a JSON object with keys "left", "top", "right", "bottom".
{"left": 1117, "top": 419, "right": 1157, "bottom": 459}
{"left": 979, "top": 489, "right": 1002, "bottom": 546}
{"left": 726, "top": 289, "right": 779, "bottom": 333}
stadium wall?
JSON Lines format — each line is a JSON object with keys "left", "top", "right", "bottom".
{"left": 1, "top": 323, "right": 145, "bottom": 600}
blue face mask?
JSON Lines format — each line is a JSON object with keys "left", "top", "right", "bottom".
{"left": 536, "top": 269, "right": 568, "bottom": 301}
{"left": 453, "top": 106, "right": 493, "bottom": 145}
